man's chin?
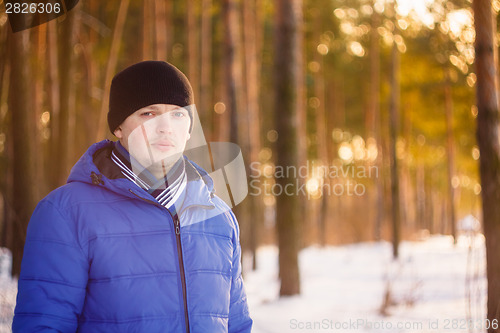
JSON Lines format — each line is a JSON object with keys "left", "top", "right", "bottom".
{"left": 152, "top": 151, "right": 182, "bottom": 164}
{"left": 147, "top": 153, "right": 181, "bottom": 174}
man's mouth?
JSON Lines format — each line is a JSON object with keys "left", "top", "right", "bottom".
{"left": 151, "top": 141, "right": 175, "bottom": 151}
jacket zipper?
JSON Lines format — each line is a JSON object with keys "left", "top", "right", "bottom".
{"left": 129, "top": 190, "right": 190, "bottom": 333}
{"left": 172, "top": 214, "right": 190, "bottom": 333}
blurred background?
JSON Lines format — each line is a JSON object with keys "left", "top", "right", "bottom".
{"left": 0, "top": 0, "right": 497, "bottom": 331}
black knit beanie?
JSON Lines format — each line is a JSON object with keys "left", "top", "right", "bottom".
{"left": 108, "top": 61, "right": 194, "bottom": 134}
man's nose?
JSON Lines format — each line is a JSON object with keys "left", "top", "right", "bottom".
{"left": 155, "top": 114, "right": 173, "bottom": 134}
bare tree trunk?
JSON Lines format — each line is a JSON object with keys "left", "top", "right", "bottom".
{"left": 389, "top": 27, "right": 401, "bottom": 259}
{"left": 200, "top": 0, "right": 213, "bottom": 140}
{"left": 315, "top": 58, "right": 329, "bottom": 246}
{"left": 0, "top": 28, "right": 11, "bottom": 250}
{"left": 274, "top": 0, "right": 302, "bottom": 296}
{"left": 295, "top": 9, "right": 306, "bottom": 171}
{"left": 381, "top": 98, "right": 393, "bottom": 240}
{"left": 79, "top": 0, "right": 98, "bottom": 149}
{"left": 0, "top": 16, "right": 7, "bottom": 99}
{"left": 366, "top": 4, "right": 380, "bottom": 139}
{"left": 187, "top": 0, "right": 199, "bottom": 106}
{"left": 416, "top": 161, "right": 426, "bottom": 231}
{"left": 427, "top": 172, "right": 436, "bottom": 234}
{"left": 143, "top": 0, "right": 153, "bottom": 60}
{"left": 155, "top": 0, "right": 168, "bottom": 61}
{"left": 95, "top": 0, "right": 131, "bottom": 140}
{"left": 8, "top": 29, "right": 37, "bottom": 277}
{"left": 243, "top": 0, "right": 262, "bottom": 269}
{"left": 32, "top": 25, "right": 47, "bottom": 199}
{"left": 165, "top": 1, "right": 173, "bottom": 57}
{"left": 473, "top": 0, "right": 500, "bottom": 328}
{"left": 223, "top": 0, "right": 244, "bottom": 145}
{"left": 295, "top": 0, "right": 307, "bottom": 249}
{"left": 326, "top": 77, "right": 341, "bottom": 241}
{"left": 47, "top": 20, "right": 60, "bottom": 189}
{"left": 444, "top": 68, "right": 457, "bottom": 244}
{"left": 399, "top": 103, "right": 413, "bottom": 235}
{"left": 68, "top": 9, "right": 81, "bottom": 169}
{"left": 2, "top": 103, "right": 13, "bottom": 253}
{"left": 57, "top": 10, "right": 77, "bottom": 185}
{"left": 223, "top": 0, "right": 252, "bottom": 272}
{"left": 402, "top": 102, "right": 416, "bottom": 234}
{"left": 368, "top": 4, "right": 383, "bottom": 241}
{"left": 309, "top": 8, "right": 329, "bottom": 246}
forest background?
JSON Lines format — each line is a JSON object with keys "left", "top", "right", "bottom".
{"left": 0, "top": 0, "right": 499, "bottom": 326}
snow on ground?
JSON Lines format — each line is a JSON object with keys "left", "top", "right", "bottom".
{"left": 0, "top": 248, "right": 16, "bottom": 333}
{"left": 0, "top": 279, "right": 16, "bottom": 333}
{"left": 245, "top": 235, "right": 487, "bottom": 333}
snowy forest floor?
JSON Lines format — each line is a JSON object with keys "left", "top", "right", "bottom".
{"left": 245, "top": 234, "right": 487, "bottom": 333}
{"left": 0, "top": 234, "right": 486, "bottom": 333}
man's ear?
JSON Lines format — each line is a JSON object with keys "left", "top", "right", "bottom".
{"left": 114, "top": 127, "right": 123, "bottom": 139}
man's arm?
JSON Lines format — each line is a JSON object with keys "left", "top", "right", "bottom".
{"left": 13, "top": 198, "right": 89, "bottom": 332}
{"left": 227, "top": 212, "right": 253, "bottom": 333}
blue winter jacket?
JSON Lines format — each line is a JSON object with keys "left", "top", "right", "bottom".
{"left": 13, "top": 140, "right": 252, "bottom": 332}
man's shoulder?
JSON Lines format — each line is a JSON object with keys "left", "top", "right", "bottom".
{"left": 42, "top": 181, "right": 116, "bottom": 210}
{"left": 208, "top": 194, "right": 240, "bottom": 235}
{"left": 211, "top": 194, "right": 233, "bottom": 215}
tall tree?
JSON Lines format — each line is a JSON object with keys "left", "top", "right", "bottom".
{"left": 0, "top": 14, "right": 8, "bottom": 104}
{"left": 57, "top": 9, "right": 77, "bottom": 185}
{"left": 473, "top": 0, "right": 500, "bottom": 328}
{"left": 444, "top": 67, "right": 457, "bottom": 243}
{"left": 389, "top": 3, "right": 401, "bottom": 259}
{"left": 416, "top": 160, "right": 426, "bottom": 230}
{"left": 401, "top": 103, "right": 415, "bottom": 233}
{"left": 47, "top": 20, "right": 60, "bottom": 189}
{"left": 223, "top": 0, "right": 244, "bottom": 146}
{"left": 95, "top": 0, "right": 131, "bottom": 140}
{"left": 8, "top": 29, "right": 37, "bottom": 276}
{"left": 295, "top": 0, "right": 307, "bottom": 241}
{"left": 143, "top": 0, "right": 154, "bottom": 59}
{"left": 200, "top": 0, "right": 213, "bottom": 139}
{"left": 0, "top": 20, "right": 9, "bottom": 249}
{"left": 187, "top": 0, "right": 200, "bottom": 106}
{"left": 310, "top": 8, "right": 329, "bottom": 246}
{"left": 274, "top": 0, "right": 302, "bottom": 296}
{"left": 223, "top": 0, "right": 252, "bottom": 271}
{"left": 369, "top": 3, "right": 384, "bottom": 241}
{"left": 154, "top": 0, "right": 168, "bottom": 61}
{"left": 243, "top": 0, "right": 262, "bottom": 269}
{"left": 32, "top": 25, "right": 47, "bottom": 199}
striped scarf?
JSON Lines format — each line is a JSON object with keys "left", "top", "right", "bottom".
{"left": 111, "top": 142, "right": 187, "bottom": 211}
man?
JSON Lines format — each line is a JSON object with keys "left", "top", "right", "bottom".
{"left": 13, "top": 61, "right": 253, "bottom": 332}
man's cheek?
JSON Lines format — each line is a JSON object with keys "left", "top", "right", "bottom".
{"left": 128, "top": 127, "right": 153, "bottom": 165}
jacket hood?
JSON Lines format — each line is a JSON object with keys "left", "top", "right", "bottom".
{"left": 67, "top": 140, "right": 216, "bottom": 205}
{"left": 67, "top": 140, "right": 114, "bottom": 186}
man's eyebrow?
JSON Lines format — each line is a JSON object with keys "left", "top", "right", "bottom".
{"left": 170, "top": 107, "right": 187, "bottom": 112}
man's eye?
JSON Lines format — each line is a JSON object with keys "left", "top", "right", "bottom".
{"left": 142, "top": 112, "right": 154, "bottom": 116}
{"left": 173, "top": 111, "right": 186, "bottom": 117}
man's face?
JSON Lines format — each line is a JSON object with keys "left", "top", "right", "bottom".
{"left": 114, "top": 104, "right": 191, "bottom": 177}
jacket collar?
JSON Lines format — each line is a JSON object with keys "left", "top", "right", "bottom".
{"left": 180, "top": 160, "right": 216, "bottom": 214}
{"left": 67, "top": 140, "right": 216, "bottom": 209}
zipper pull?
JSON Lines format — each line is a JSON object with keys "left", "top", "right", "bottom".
{"left": 175, "top": 216, "right": 181, "bottom": 235}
